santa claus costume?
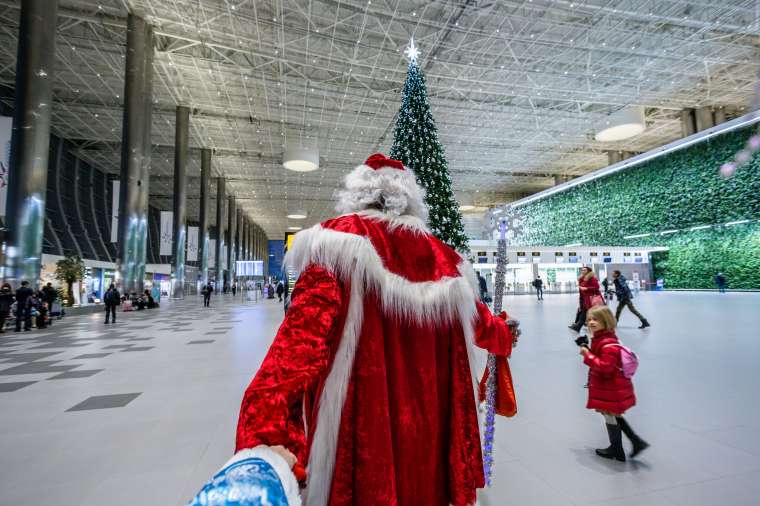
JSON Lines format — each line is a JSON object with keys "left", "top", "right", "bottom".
{"left": 235, "top": 154, "right": 517, "bottom": 506}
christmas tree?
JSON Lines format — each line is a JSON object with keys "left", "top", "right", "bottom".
{"left": 389, "top": 40, "right": 469, "bottom": 252}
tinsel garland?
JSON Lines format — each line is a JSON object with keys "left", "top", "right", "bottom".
{"left": 483, "top": 225, "right": 507, "bottom": 485}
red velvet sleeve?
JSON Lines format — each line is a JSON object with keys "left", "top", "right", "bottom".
{"left": 473, "top": 301, "right": 513, "bottom": 357}
{"left": 235, "top": 265, "right": 343, "bottom": 462}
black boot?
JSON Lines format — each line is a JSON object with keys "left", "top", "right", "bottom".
{"left": 638, "top": 319, "right": 650, "bottom": 329}
{"left": 596, "top": 423, "right": 626, "bottom": 462}
{"left": 616, "top": 417, "right": 649, "bottom": 458}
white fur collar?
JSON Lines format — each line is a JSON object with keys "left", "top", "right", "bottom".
{"left": 353, "top": 209, "right": 430, "bottom": 233}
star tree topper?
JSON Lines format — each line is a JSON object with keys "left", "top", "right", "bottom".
{"left": 404, "top": 38, "right": 420, "bottom": 63}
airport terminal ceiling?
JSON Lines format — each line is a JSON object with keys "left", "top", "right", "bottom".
{"left": 0, "top": 0, "right": 758, "bottom": 237}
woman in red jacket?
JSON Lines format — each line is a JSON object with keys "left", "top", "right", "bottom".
{"left": 579, "top": 305, "right": 649, "bottom": 461}
{"left": 569, "top": 266, "right": 601, "bottom": 331}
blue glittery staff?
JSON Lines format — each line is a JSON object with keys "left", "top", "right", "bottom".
{"left": 482, "top": 218, "right": 506, "bottom": 486}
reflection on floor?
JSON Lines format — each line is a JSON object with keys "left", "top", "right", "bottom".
{"left": 0, "top": 291, "right": 758, "bottom": 505}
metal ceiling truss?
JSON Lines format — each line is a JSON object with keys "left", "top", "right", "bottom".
{"left": 0, "top": 0, "right": 758, "bottom": 236}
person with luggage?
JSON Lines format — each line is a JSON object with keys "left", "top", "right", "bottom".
{"left": 0, "top": 283, "right": 14, "bottom": 333}
{"left": 14, "top": 281, "right": 34, "bottom": 332}
{"left": 202, "top": 282, "right": 213, "bottom": 307}
{"left": 577, "top": 305, "right": 649, "bottom": 462}
{"left": 532, "top": 275, "right": 544, "bottom": 301}
{"left": 104, "top": 284, "right": 120, "bottom": 324}
{"left": 612, "top": 271, "right": 650, "bottom": 329}
{"left": 41, "top": 283, "right": 57, "bottom": 325}
{"left": 33, "top": 290, "right": 48, "bottom": 329}
{"left": 569, "top": 267, "right": 601, "bottom": 332}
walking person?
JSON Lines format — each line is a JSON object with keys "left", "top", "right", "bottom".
{"left": 715, "top": 272, "right": 727, "bottom": 293}
{"left": 104, "top": 284, "right": 120, "bottom": 324}
{"left": 578, "top": 305, "right": 649, "bottom": 461}
{"left": 477, "top": 271, "right": 488, "bottom": 302}
{"left": 612, "top": 271, "right": 650, "bottom": 328}
{"left": 202, "top": 282, "right": 213, "bottom": 307}
{"left": 232, "top": 281, "right": 238, "bottom": 297}
{"left": 14, "top": 281, "right": 34, "bottom": 332}
{"left": 0, "top": 283, "right": 14, "bottom": 333}
{"left": 276, "top": 280, "right": 284, "bottom": 302}
{"left": 569, "top": 266, "right": 601, "bottom": 332}
{"left": 532, "top": 275, "right": 544, "bottom": 301}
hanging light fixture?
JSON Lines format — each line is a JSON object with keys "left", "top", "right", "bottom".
{"left": 283, "top": 142, "right": 319, "bottom": 172}
{"left": 286, "top": 210, "right": 307, "bottom": 219}
{"left": 595, "top": 106, "right": 646, "bottom": 142}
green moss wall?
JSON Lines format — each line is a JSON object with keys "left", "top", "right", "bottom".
{"left": 512, "top": 126, "right": 760, "bottom": 289}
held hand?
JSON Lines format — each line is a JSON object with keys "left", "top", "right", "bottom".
{"left": 268, "top": 445, "right": 297, "bottom": 469}
{"left": 579, "top": 346, "right": 589, "bottom": 357}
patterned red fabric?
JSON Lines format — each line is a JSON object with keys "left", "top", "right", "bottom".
{"left": 583, "top": 329, "right": 636, "bottom": 415}
{"left": 363, "top": 153, "right": 405, "bottom": 171}
{"left": 236, "top": 213, "right": 514, "bottom": 505}
{"left": 235, "top": 265, "right": 347, "bottom": 462}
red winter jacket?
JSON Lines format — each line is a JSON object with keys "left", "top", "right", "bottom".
{"left": 583, "top": 329, "right": 636, "bottom": 415}
{"left": 578, "top": 272, "right": 601, "bottom": 310}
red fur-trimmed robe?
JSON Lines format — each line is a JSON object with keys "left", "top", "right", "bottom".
{"left": 236, "top": 210, "right": 515, "bottom": 506}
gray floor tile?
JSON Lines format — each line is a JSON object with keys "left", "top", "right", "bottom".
{"left": 0, "top": 351, "right": 63, "bottom": 362}
{"left": 72, "top": 353, "right": 112, "bottom": 359}
{"left": 47, "top": 369, "right": 104, "bottom": 380}
{"left": 0, "top": 361, "right": 80, "bottom": 375}
{"left": 203, "top": 331, "right": 226, "bottom": 335}
{"left": 120, "top": 346, "right": 154, "bottom": 352}
{"left": 102, "top": 344, "right": 134, "bottom": 349}
{"left": 0, "top": 381, "right": 37, "bottom": 392}
{"left": 187, "top": 340, "right": 215, "bottom": 344}
{"left": 66, "top": 393, "right": 142, "bottom": 411}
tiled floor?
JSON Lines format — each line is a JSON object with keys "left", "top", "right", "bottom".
{"left": 0, "top": 291, "right": 758, "bottom": 505}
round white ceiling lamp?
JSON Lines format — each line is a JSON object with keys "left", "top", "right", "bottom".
{"left": 287, "top": 226, "right": 303, "bottom": 231}
{"left": 595, "top": 106, "right": 646, "bottom": 142}
{"left": 283, "top": 143, "right": 319, "bottom": 172}
{"left": 286, "top": 210, "right": 307, "bottom": 220}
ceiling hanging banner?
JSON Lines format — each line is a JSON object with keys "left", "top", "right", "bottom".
{"left": 187, "top": 226, "right": 199, "bottom": 262}
{"left": 159, "top": 211, "right": 173, "bottom": 256}
{"left": 110, "top": 180, "right": 120, "bottom": 243}
{"left": 0, "top": 116, "right": 13, "bottom": 218}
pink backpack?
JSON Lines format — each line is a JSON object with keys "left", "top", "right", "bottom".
{"left": 602, "top": 343, "right": 639, "bottom": 378}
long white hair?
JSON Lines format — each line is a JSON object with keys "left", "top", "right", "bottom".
{"left": 335, "top": 163, "right": 428, "bottom": 222}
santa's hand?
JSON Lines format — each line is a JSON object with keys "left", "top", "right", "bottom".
{"left": 267, "top": 445, "right": 297, "bottom": 469}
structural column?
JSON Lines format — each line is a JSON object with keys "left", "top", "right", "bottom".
{"left": 4, "top": 0, "right": 59, "bottom": 286}
{"left": 235, "top": 208, "right": 243, "bottom": 265}
{"left": 240, "top": 216, "right": 247, "bottom": 261}
{"left": 136, "top": 23, "right": 154, "bottom": 290}
{"left": 199, "top": 149, "right": 211, "bottom": 284}
{"left": 171, "top": 106, "right": 190, "bottom": 298}
{"left": 227, "top": 195, "right": 236, "bottom": 284}
{"left": 117, "top": 14, "right": 150, "bottom": 293}
{"left": 215, "top": 178, "right": 226, "bottom": 292}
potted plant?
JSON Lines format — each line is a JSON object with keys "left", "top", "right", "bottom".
{"left": 54, "top": 255, "right": 86, "bottom": 307}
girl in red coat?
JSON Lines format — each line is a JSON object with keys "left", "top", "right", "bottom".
{"left": 579, "top": 305, "right": 649, "bottom": 461}
{"left": 569, "top": 266, "right": 602, "bottom": 331}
